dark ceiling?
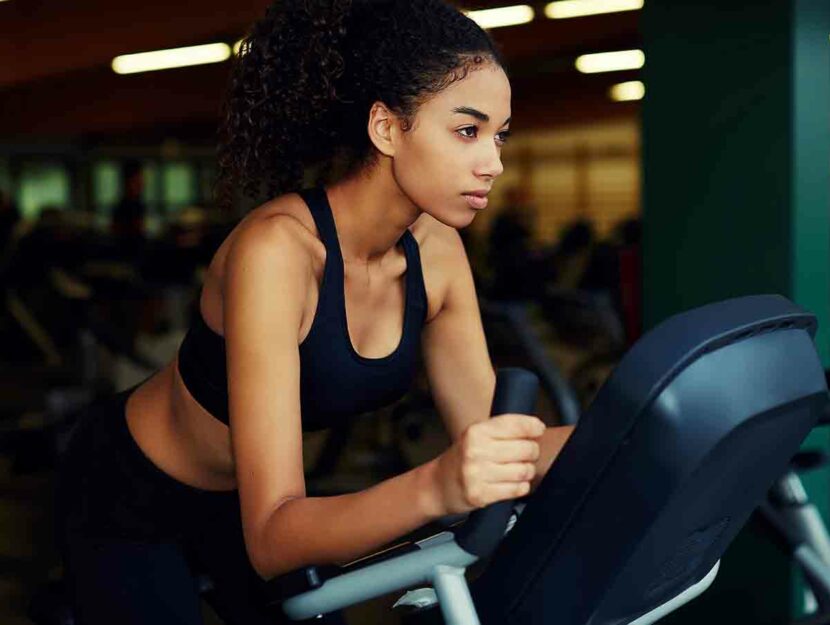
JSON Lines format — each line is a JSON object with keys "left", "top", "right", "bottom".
{"left": 0, "top": 0, "right": 641, "bottom": 143}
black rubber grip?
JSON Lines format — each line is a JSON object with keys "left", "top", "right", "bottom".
{"left": 454, "top": 367, "right": 539, "bottom": 558}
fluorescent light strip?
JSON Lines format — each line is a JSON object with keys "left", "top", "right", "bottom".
{"left": 465, "top": 5, "right": 535, "bottom": 29}
{"left": 545, "top": 0, "right": 643, "bottom": 19}
{"left": 112, "top": 43, "right": 232, "bottom": 75}
{"left": 610, "top": 80, "right": 644, "bottom": 101}
{"left": 575, "top": 49, "right": 644, "bottom": 73}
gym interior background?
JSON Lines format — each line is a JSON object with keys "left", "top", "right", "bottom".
{"left": 1, "top": 1, "right": 829, "bottom": 623}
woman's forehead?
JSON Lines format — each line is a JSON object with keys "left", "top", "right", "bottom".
{"left": 424, "top": 67, "right": 511, "bottom": 121}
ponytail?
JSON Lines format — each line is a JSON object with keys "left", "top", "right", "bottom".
{"left": 216, "top": 0, "right": 505, "bottom": 210}
{"left": 217, "top": 0, "right": 352, "bottom": 207}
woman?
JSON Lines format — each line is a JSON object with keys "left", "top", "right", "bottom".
{"left": 55, "top": 1, "right": 574, "bottom": 623}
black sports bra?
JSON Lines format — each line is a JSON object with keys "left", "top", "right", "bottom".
{"left": 177, "top": 186, "right": 428, "bottom": 431}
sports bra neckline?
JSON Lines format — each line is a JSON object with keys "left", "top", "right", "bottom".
{"left": 194, "top": 185, "right": 419, "bottom": 365}
{"left": 314, "top": 186, "right": 415, "bottom": 364}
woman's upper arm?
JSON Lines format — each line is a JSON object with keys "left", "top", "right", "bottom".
{"left": 421, "top": 227, "right": 495, "bottom": 442}
{"left": 222, "top": 216, "right": 311, "bottom": 562}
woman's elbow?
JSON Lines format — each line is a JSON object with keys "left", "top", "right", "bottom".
{"left": 245, "top": 497, "right": 304, "bottom": 580}
{"left": 249, "top": 546, "right": 299, "bottom": 581}
{"left": 244, "top": 533, "right": 275, "bottom": 580}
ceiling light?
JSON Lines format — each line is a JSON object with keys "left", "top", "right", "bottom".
{"left": 575, "top": 49, "right": 644, "bottom": 73}
{"left": 112, "top": 43, "right": 232, "bottom": 75}
{"left": 610, "top": 80, "right": 644, "bottom": 101}
{"left": 465, "top": 5, "right": 535, "bottom": 29}
{"left": 545, "top": 0, "right": 643, "bottom": 19}
{"left": 233, "top": 39, "right": 245, "bottom": 56}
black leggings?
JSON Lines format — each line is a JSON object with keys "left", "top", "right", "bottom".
{"left": 54, "top": 386, "right": 346, "bottom": 625}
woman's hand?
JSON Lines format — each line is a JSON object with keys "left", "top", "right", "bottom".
{"left": 426, "top": 414, "right": 546, "bottom": 517}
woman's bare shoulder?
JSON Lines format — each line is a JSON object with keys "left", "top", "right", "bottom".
{"left": 224, "top": 194, "right": 321, "bottom": 255}
{"left": 208, "top": 195, "right": 322, "bottom": 275}
{"left": 199, "top": 194, "right": 323, "bottom": 332}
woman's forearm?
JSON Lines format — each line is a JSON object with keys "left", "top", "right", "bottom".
{"left": 254, "top": 458, "right": 444, "bottom": 579}
{"left": 252, "top": 425, "right": 573, "bottom": 580}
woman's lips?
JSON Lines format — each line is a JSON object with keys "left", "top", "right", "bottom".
{"left": 463, "top": 194, "right": 488, "bottom": 209}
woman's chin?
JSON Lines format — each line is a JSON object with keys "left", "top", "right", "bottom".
{"left": 419, "top": 197, "right": 481, "bottom": 229}
{"left": 434, "top": 210, "right": 477, "bottom": 230}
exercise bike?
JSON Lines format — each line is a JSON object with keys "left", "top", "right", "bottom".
{"left": 28, "top": 295, "right": 830, "bottom": 624}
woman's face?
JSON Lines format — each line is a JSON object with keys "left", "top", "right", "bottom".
{"left": 391, "top": 62, "right": 512, "bottom": 228}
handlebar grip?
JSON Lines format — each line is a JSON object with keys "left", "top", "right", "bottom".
{"left": 454, "top": 367, "right": 540, "bottom": 558}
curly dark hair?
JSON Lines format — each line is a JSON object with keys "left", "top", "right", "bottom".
{"left": 215, "top": 0, "right": 507, "bottom": 209}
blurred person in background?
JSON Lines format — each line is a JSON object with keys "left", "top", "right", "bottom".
{"left": 485, "top": 185, "right": 540, "bottom": 300}
{"left": 0, "top": 190, "right": 20, "bottom": 252}
{"left": 578, "top": 216, "right": 642, "bottom": 343}
{"left": 110, "top": 159, "right": 147, "bottom": 255}
{"left": 0, "top": 190, "right": 21, "bottom": 282}
{"left": 547, "top": 219, "right": 595, "bottom": 290}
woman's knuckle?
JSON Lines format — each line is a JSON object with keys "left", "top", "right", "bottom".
{"left": 466, "top": 487, "right": 483, "bottom": 508}
{"left": 530, "top": 442, "right": 540, "bottom": 460}
{"left": 462, "top": 436, "right": 480, "bottom": 460}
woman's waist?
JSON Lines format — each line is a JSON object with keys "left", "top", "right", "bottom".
{"left": 127, "top": 358, "right": 238, "bottom": 492}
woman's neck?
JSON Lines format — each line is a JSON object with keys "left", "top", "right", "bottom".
{"left": 326, "top": 167, "right": 421, "bottom": 266}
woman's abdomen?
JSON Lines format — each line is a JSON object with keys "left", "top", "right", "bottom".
{"left": 126, "top": 357, "right": 237, "bottom": 492}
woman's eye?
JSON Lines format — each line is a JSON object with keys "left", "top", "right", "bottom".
{"left": 458, "top": 127, "right": 512, "bottom": 145}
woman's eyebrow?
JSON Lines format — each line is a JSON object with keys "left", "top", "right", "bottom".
{"left": 451, "top": 106, "right": 511, "bottom": 126}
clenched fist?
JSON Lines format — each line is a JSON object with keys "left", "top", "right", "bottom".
{"left": 427, "top": 414, "right": 546, "bottom": 517}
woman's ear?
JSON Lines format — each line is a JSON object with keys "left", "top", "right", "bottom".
{"left": 367, "top": 101, "right": 402, "bottom": 158}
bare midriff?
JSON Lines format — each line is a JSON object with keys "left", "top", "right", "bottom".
{"left": 125, "top": 357, "right": 239, "bottom": 492}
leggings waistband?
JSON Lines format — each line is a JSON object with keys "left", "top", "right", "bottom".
{"left": 102, "top": 385, "right": 237, "bottom": 501}
{"left": 58, "top": 384, "right": 239, "bottom": 543}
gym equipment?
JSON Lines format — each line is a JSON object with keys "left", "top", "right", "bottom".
{"left": 261, "top": 295, "right": 828, "bottom": 624}
{"left": 488, "top": 301, "right": 830, "bottom": 625}
{"left": 755, "top": 423, "right": 830, "bottom": 624}
{"left": 0, "top": 260, "right": 168, "bottom": 473}
{"left": 479, "top": 298, "right": 580, "bottom": 426}
{"left": 28, "top": 294, "right": 830, "bottom": 624}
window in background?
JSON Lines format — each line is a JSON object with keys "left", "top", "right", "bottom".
{"left": 163, "top": 162, "right": 196, "bottom": 214}
{"left": 140, "top": 161, "right": 163, "bottom": 236}
{"left": 481, "top": 119, "right": 641, "bottom": 246}
{"left": 92, "top": 160, "right": 120, "bottom": 214}
{"left": 17, "top": 162, "right": 70, "bottom": 220}
{"left": 142, "top": 161, "right": 161, "bottom": 209}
